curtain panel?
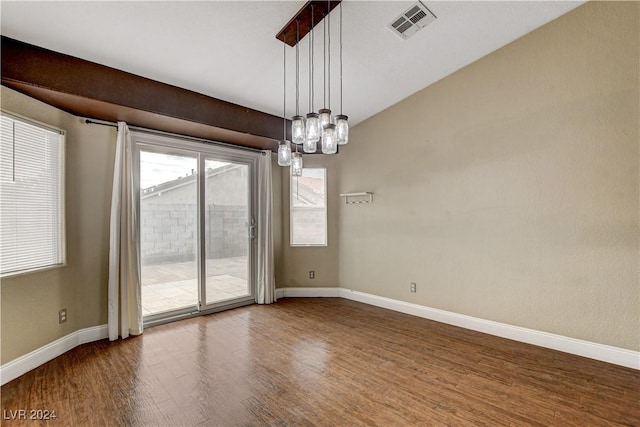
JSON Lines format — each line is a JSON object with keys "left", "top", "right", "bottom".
{"left": 107, "top": 122, "right": 143, "bottom": 340}
{"left": 257, "top": 151, "right": 276, "bottom": 304}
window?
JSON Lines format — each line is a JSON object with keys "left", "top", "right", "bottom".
{"left": 1, "top": 113, "right": 65, "bottom": 276}
{"left": 290, "top": 167, "right": 327, "bottom": 246}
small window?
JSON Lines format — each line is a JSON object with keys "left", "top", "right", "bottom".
{"left": 290, "top": 167, "right": 327, "bottom": 246}
{"left": 0, "top": 113, "right": 65, "bottom": 276}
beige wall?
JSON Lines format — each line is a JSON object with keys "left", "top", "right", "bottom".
{"left": 1, "top": 87, "right": 116, "bottom": 364}
{"left": 277, "top": 153, "right": 340, "bottom": 288}
{"left": 338, "top": 1, "right": 639, "bottom": 351}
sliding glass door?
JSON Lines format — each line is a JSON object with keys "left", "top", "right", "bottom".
{"left": 202, "top": 158, "right": 252, "bottom": 309}
{"left": 136, "top": 131, "right": 257, "bottom": 323}
{"left": 140, "top": 150, "right": 199, "bottom": 318}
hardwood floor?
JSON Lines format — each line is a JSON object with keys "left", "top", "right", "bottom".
{"left": 2, "top": 298, "right": 638, "bottom": 426}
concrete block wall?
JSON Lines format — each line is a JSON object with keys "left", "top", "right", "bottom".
{"left": 141, "top": 203, "right": 247, "bottom": 264}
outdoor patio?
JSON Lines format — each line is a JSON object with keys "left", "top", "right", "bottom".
{"left": 141, "top": 256, "right": 248, "bottom": 316}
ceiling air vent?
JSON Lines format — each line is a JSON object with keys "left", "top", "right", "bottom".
{"left": 388, "top": 1, "right": 436, "bottom": 40}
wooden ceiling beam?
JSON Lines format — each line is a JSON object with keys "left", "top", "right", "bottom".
{"left": 1, "top": 36, "right": 289, "bottom": 152}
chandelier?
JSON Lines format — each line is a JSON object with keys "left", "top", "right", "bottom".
{"left": 277, "top": 1, "right": 349, "bottom": 172}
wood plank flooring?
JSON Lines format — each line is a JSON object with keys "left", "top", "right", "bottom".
{"left": 1, "top": 298, "right": 638, "bottom": 426}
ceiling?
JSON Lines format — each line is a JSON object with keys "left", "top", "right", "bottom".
{"left": 1, "top": 1, "right": 584, "bottom": 128}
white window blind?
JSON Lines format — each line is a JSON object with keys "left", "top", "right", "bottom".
{"left": 1, "top": 114, "right": 65, "bottom": 276}
{"left": 290, "top": 167, "right": 327, "bottom": 246}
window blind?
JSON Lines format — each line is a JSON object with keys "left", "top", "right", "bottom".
{"left": 1, "top": 114, "right": 65, "bottom": 276}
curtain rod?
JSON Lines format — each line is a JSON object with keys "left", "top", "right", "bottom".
{"left": 84, "top": 118, "right": 117, "bottom": 128}
{"left": 83, "top": 118, "right": 267, "bottom": 154}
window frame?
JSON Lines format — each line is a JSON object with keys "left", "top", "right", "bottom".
{"left": 290, "top": 167, "right": 328, "bottom": 247}
{"left": 0, "top": 111, "right": 66, "bottom": 277}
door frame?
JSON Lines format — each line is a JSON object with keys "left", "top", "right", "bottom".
{"left": 133, "top": 130, "right": 259, "bottom": 326}
{"left": 198, "top": 153, "right": 257, "bottom": 312}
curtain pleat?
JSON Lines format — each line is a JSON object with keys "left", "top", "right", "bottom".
{"left": 256, "top": 151, "right": 276, "bottom": 304}
{"left": 108, "top": 122, "right": 143, "bottom": 340}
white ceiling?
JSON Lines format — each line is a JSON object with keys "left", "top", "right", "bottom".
{"left": 1, "top": 1, "right": 584, "bottom": 127}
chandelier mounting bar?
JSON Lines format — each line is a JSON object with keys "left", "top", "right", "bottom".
{"left": 276, "top": 1, "right": 341, "bottom": 47}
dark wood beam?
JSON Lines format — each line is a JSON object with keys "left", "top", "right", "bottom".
{"left": 1, "top": 36, "right": 289, "bottom": 152}
{"left": 276, "top": 1, "right": 341, "bottom": 47}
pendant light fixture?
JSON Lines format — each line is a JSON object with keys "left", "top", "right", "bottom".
{"left": 291, "top": 20, "right": 305, "bottom": 146}
{"left": 291, "top": 20, "right": 303, "bottom": 176}
{"left": 291, "top": 151, "right": 303, "bottom": 176}
{"left": 318, "top": 9, "right": 331, "bottom": 131}
{"left": 276, "top": 1, "right": 348, "bottom": 170}
{"left": 278, "top": 140, "right": 292, "bottom": 166}
{"left": 321, "top": 0, "right": 334, "bottom": 154}
{"left": 304, "top": 5, "right": 320, "bottom": 153}
{"left": 278, "top": 33, "right": 292, "bottom": 166}
{"left": 322, "top": 123, "right": 337, "bottom": 154}
{"left": 335, "top": 2, "right": 349, "bottom": 145}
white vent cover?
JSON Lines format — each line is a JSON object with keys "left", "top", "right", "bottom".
{"left": 388, "top": 2, "right": 437, "bottom": 40}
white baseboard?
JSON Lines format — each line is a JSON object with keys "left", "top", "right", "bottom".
{"left": 78, "top": 324, "right": 109, "bottom": 344}
{"left": 0, "top": 324, "right": 108, "bottom": 386}
{"left": 278, "top": 287, "right": 640, "bottom": 370}
{"left": 276, "top": 287, "right": 340, "bottom": 299}
{"left": 3, "top": 288, "right": 637, "bottom": 386}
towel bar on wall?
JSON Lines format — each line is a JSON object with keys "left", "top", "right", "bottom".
{"left": 340, "top": 192, "right": 373, "bottom": 204}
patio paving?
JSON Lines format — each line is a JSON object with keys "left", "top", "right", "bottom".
{"left": 141, "top": 256, "right": 248, "bottom": 316}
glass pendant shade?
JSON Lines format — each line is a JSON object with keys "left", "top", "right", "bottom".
{"left": 292, "top": 116, "right": 305, "bottom": 145}
{"left": 318, "top": 108, "right": 332, "bottom": 129}
{"left": 321, "top": 124, "right": 338, "bottom": 154}
{"left": 335, "top": 114, "right": 349, "bottom": 145}
{"left": 305, "top": 113, "right": 321, "bottom": 143}
{"left": 291, "top": 152, "right": 303, "bottom": 176}
{"left": 303, "top": 137, "right": 317, "bottom": 154}
{"left": 277, "top": 140, "right": 292, "bottom": 166}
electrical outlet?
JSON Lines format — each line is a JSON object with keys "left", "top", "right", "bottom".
{"left": 410, "top": 282, "right": 417, "bottom": 293}
{"left": 309, "top": 270, "right": 315, "bottom": 279}
{"left": 58, "top": 308, "right": 67, "bottom": 324}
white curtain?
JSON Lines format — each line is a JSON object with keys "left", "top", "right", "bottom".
{"left": 108, "top": 122, "right": 143, "bottom": 340}
{"left": 256, "top": 151, "right": 276, "bottom": 304}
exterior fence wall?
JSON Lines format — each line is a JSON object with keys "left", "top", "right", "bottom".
{"left": 141, "top": 203, "right": 247, "bottom": 264}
